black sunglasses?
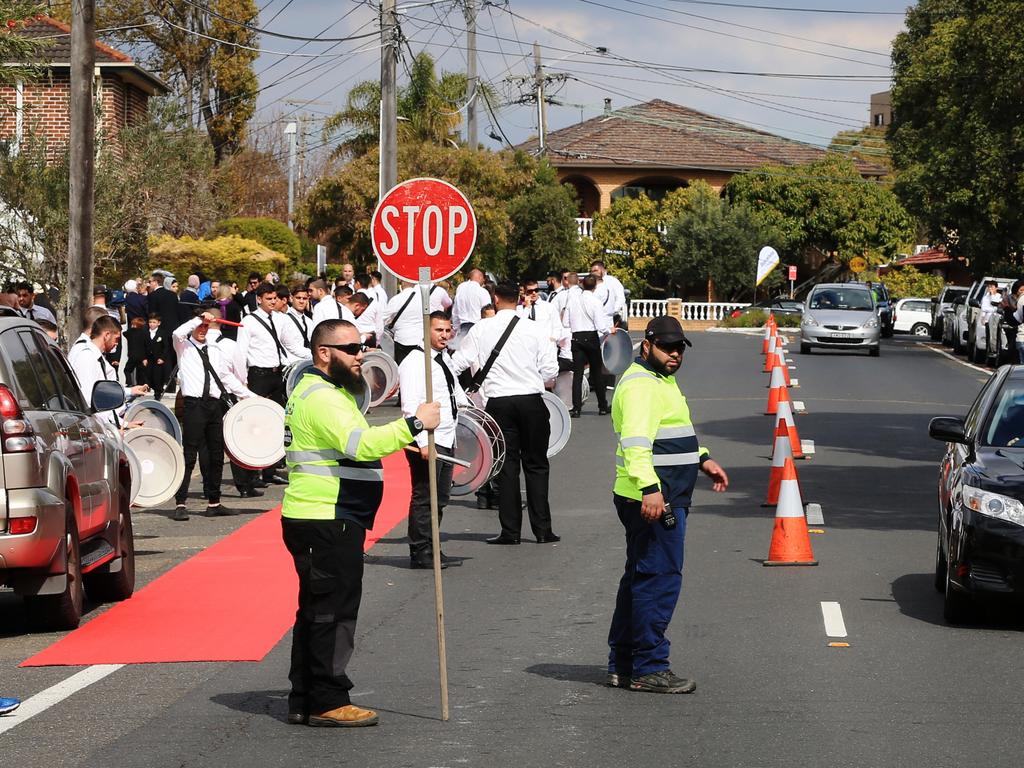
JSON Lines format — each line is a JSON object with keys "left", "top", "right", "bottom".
{"left": 654, "top": 340, "right": 687, "bottom": 355}
{"left": 319, "top": 342, "right": 367, "bottom": 355}
{"left": 524, "top": 287, "right": 540, "bottom": 294}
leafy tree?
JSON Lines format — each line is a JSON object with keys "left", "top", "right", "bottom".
{"left": 0, "top": 4, "right": 43, "bottom": 86}
{"left": 210, "top": 217, "right": 301, "bottom": 261}
{"left": 890, "top": 0, "right": 1024, "bottom": 275}
{"left": 881, "top": 267, "right": 946, "bottom": 301}
{"left": 583, "top": 195, "right": 666, "bottom": 297}
{"left": 202, "top": 0, "right": 259, "bottom": 161}
{"left": 506, "top": 161, "right": 579, "bottom": 279}
{"left": 725, "top": 155, "right": 914, "bottom": 267}
{"left": 148, "top": 234, "right": 288, "bottom": 284}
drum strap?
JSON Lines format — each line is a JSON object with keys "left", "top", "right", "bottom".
{"left": 287, "top": 312, "right": 310, "bottom": 347}
{"left": 435, "top": 352, "right": 459, "bottom": 416}
{"left": 386, "top": 290, "right": 417, "bottom": 332}
{"left": 467, "top": 316, "right": 520, "bottom": 393}
{"left": 250, "top": 312, "right": 285, "bottom": 366}
{"left": 189, "top": 340, "right": 234, "bottom": 405}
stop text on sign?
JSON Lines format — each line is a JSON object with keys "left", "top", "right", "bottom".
{"left": 371, "top": 177, "right": 477, "bottom": 283}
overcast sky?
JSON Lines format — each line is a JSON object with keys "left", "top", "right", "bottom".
{"left": 248, "top": 0, "right": 909, "bottom": 155}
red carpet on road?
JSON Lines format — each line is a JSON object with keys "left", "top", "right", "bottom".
{"left": 22, "top": 453, "right": 411, "bottom": 667}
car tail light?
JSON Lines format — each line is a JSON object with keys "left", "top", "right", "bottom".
{"left": 0, "top": 384, "right": 35, "bottom": 453}
{"left": 8, "top": 517, "right": 36, "bottom": 535}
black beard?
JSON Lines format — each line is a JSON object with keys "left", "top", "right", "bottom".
{"left": 327, "top": 357, "right": 364, "bottom": 395}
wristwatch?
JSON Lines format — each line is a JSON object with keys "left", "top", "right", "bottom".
{"left": 413, "top": 418, "right": 425, "bottom": 432}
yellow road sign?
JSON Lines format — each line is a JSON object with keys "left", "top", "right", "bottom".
{"left": 848, "top": 257, "right": 868, "bottom": 274}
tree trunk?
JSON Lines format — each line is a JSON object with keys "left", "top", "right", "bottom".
{"left": 707, "top": 277, "right": 717, "bottom": 302}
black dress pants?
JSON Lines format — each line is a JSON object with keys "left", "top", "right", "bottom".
{"left": 281, "top": 517, "right": 366, "bottom": 716}
{"left": 571, "top": 331, "right": 608, "bottom": 411}
{"left": 247, "top": 366, "right": 286, "bottom": 481}
{"left": 175, "top": 397, "right": 225, "bottom": 504}
{"left": 486, "top": 394, "right": 554, "bottom": 539}
{"left": 405, "top": 444, "right": 454, "bottom": 556}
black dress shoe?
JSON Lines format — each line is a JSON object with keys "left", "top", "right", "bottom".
{"left": 253, "top": 480, "right": 269, "bottom": 489}
{"left": 598, "top": 407, "right": 611, "bottom": 415}
{"left": 207, "top": 503, "right": 239, "bottom": 516}
{"left": 486, "top": 534, "right": 520, "bottom": 545}
{"left": 410, "top": 554, "right": 448, "bottom": 570}
{"left": 172, "top": 504, "right": 189, "bottom": 522}
{"left": 286, "top": 712, "right": 308, "bottom": 725}
{"left": 239, "top": 488, "right": 264, "bottom": 498}
{"left": 266, "top": 474, "right": 288, "bottom": 485}
{"left": 569, "top": 408, "right": 581, "bottom": 419}
{"left": 535, "top": 533, "right": 561, "bottom": 543}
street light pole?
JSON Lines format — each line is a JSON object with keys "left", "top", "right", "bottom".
{"left": 380, "top": 0, "right": 399, "bottom": 295}
{"left": 533, "top": 41, "right": 545, "bottom": 154}
{"left": 284, "top": 121, "right": 297, "bottom": 231}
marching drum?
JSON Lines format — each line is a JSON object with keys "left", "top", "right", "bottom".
{"left": 361, "top": 351, "right": 400, "bottom": 408}
{"left": 450, "top": 405, "right": 506, "bottom": 496}
{"left": 601, "top": 330, "right": 634, "bottom": 376}
{"left": 124, "top": 443, "right": 143, "bottom": 506}
{"left": 379, "top": 329, "right": 396, "bottom": 358}
{"left": 223, "top": 397, "right": 286, "bottom": 470}
{"left": 553, "top": 371, "right": 589, "bottom": 409}
{"left": 125, "top": 398, "right": 182, "bottom": 443}
{"left": 284, "top": 359, "right": 317, "bottom": 397}
{"left": 122, "top": 427, "right": 185, "bottom": 508}
{"left": 541, "top": 391, "right": 572, "bottom": 458}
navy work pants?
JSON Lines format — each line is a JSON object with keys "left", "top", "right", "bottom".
{"left": 607, "top": 495, "right": 687, "bottom": 678}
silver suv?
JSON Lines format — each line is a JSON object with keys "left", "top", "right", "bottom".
{"left": 0, "top": 312, "right": 135, "bottom": 630}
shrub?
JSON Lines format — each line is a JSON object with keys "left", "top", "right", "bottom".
{"left": 209, "top": 217, "right": 301, "bottom": 261}
{"left": 719, "top": 310, "right": 801, "bottom": 328}
{"left": 149, "top": 235, "right": 289, "bottom": 284}
{"left": 881, "top": 267, "right": 946, "bottom": 301}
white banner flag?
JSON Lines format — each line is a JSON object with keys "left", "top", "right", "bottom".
{"left": 756, "top": 246, "right": 780, "bottom": 287}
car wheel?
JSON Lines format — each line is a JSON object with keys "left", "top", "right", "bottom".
{"left": 25, "top": 511, "right": 84, "bottom": 631}
{"left": 911, "top": 323, "right": 931, "bottom": 338}
{"left": 800, "top": 343, "right": 811, "bottom": 355}
{"left": 944, "top": 559, "right": 974, "bottom": 624}
{"left": 869, "top": 346, "right": 880, "bottom": 357}
{"left": 84, "top": 491, "right": 136, "bottom": 603}
{"left": 934, "top": 522, "right": 947, "bottom": 593}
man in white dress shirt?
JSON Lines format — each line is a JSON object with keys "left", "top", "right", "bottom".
{"left": 518, "top": 278, "right": 566, "bottom": 363}
{"left": 452, "top": 282, "right": 560, "bottom": 545}
{"left": 384, "top": 281, "right": 452, "bottom": 364}
{"left": 73, "top": 316, "right": 149, "bottom": 423}
{"left": 564, "top": 274, "right": 612, "bottom": 417}
{"left": 590, "top": 260, "right": 627, "bottom": 325}
{"left": 368, "top": 270, "right": 388, "bottom": 306}
{"left": 280, "top": 284, "right": 313, "bottom": 348}
{"left": 451, "top": 267, "right": 492, "bottom": 338}
{"left": 398, "top": 311, "right": 469, "bottom": 569}
{"left": 171, "top": 310, "right": 255, "bottom": 521}
{"left": 311, "top": 283, "right": 357, "bottom": 329}
{"left": 15, "top": 282, "right": 56, "bottom": 325}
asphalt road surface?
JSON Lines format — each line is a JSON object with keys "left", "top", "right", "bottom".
{"left": 4, "top": 331, "right": 1020, "bottom": 768}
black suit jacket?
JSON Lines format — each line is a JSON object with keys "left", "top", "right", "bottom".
{"left": 147, "top": 287, "right": 179, "bottom": 326}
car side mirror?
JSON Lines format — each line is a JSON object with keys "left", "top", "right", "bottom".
{"left": 969, "top": 298, "right": 981, "bottom": 308}
{"left": 91, "top": 380, "right": 126, "bottom": 412}
{"left": 929, "top": 416, "right": 968, "bottom": 444}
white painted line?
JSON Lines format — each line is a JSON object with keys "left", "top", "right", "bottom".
{"left": 805, "top": 503, "right": 824, "bottom": 525}
{"left": 801, "top": 439, "right": 816, "bottom": 456}
{"left": 820, "top": 602, "right": 847, "bottom": 638}
{"left": 0, "top": 664, "right": 123, "bottom": 736}
{"left": 917, "top": 342, "right": 991, "bottom": 374}
{"left": 792, "top": 400, "right": 806, "bottom": 412}
{"left": 790, "top": 378, "right": 799, "bottom": 387}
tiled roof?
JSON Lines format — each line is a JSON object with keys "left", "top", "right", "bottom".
{"left": 895, "top": 248, "right": 951, "bottom": 266}
{"left": 518, "top": 99, "right": 887, "bottom": 177}
{"left": 10, "top": 16, "right": 132, "bottom": 64}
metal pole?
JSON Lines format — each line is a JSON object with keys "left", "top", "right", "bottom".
{"left": 419, "top": 266, "right": 450, "bottom": 722}
{"left": 465, "top": 0, "right": 477, "bottom": 149}
{"left": 287, "top": 124, "right": 297, "bottom": 231}
{"left": 68, "top": 0, "right": 96, "bottom": 342}
{"left": 380, "top": 0, "right": 399, "bottom": 295}
{"left": 533, "top": 41, "right": 545, "bottom": 154}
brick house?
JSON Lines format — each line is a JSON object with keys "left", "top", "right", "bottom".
{"left": 517, "top": 99, "right": 887, "bottom": 238}
{"left": 0, "top": 16, "right": 167, "bottom": 155}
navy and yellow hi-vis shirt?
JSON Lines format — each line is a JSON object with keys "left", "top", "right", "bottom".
{"left": 611, "top": 357, "right": 709, "bottom": 508}
{"left": 282, "top": 369, "right": 418, "bottom": 527}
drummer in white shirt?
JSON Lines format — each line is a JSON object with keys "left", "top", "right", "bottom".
{"left": 349, "top": 291, "right": 384, "bottom": 348}
{"left": 311, "top": 283, "right": 357, "bottom": 328}
{"left": 384, "top": 281, "right": 452, "bottom": 364}
{"left": 73, "top": 315, "right": 150, "bottom": 424}
{"left": 282, "top": 284, "right": 313, "bottom": 349}
{"left": 563, "top": 274, "right": 612, "bottom": 418}
{"left": 450, "top": 267, "right": 492, "bottom": 341}
{"left": 451, "top": 281, "right": 560, "bottom": 546}
{"left": 398, "top": 311, "right": 470, "bottom": 569}
{"left": 171, "top": 309, "right": 256, "bottom": 521}
{"left": 590, "top": 260, "right": 627, "bottom": 326}
{"left": 518, "top": 278, "right": 567, "bottom": 366}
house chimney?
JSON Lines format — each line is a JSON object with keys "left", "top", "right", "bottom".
{"left": 603, "top": 98, "right": 612, "bottom": 115}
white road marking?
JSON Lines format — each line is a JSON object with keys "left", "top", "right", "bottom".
{"left": 820, "top": 602, "right": 847, "bottom": 638}
{"left": 916, "top": 342, "right": 991, "bottom": 375}
{"left": 792, "top": 400, "right": 806, "bottom": 412}
{"left": 805, "top": 503, "right": 824, "bottom": 525}
{"left": 800, "top": 439, "right": 815, "bottom": 456}
{"left": 0, "top": 664, "right": 124, "bottom": 736}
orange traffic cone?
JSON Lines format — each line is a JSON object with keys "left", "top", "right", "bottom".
{"left": 766, "top": 369, "right": 791, "bottom": 415}
{"left": 763, "top": 335, "right": 779, "bottom": 372}
{"left": 761, "top": 324, "right": 773, "bottom": 354}
{"left": 764, "top": 422, "right": 793, "bottom": 506}
{"left": 772, "top": 351, "right": 792, "bottom": 387}
{"left": 764, "top": 458, "right": 817, "bottom": 566}
{"left": 774, "top": 399, "right": 804, "bottom": 459}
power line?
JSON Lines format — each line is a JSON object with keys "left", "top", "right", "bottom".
{"left": 173, "top": 0, "right": 381, "bottom": 42}
{"left": 658, "top": 0, "right": 905, "bottom": 14}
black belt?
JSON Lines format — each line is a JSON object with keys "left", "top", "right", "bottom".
{"left": 249, "top": 365, "right": 283, "bottom": 373}
{"left": 184, "top": 395, "right": 221, "bottom": 402}
{"left": 572, "top": 330, "right": 599, "bottom": 337}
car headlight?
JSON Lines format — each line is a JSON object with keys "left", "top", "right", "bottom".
{"left": 962, "top": 486, "right": 1024, "bottom": 526}
{"left": 802, "top": 315, "right": 818, "bottom": 327}
{"left": 863, "top": 317, "right": 879, "bottom": 329}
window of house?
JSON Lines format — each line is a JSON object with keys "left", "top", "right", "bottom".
{"left": 873, "top": 113, "right": 885, "bottom": 127}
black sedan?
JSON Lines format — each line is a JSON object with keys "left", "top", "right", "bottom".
{"left": 930, "top": 365, "right": 1024, "bottom": 622}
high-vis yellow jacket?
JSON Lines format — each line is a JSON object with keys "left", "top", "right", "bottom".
{"left": 611, "top": 358, "right": 709, "bottom": 508}
{"left": 282, "top": 369, "right": 419, "bottom": 526}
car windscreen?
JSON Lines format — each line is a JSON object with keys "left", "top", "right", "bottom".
{"left": 808, "top": 289, "right": 874, "bottom": 311}
{"left": 983, "top": 384, "right": 1024, "bottom": 446}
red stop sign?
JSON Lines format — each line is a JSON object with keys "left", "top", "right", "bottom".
{"left": 370, "top": 178, "right": 477, "bottom": 283}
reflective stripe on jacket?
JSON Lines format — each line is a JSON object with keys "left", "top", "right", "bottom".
{"left": 611, "top": 358, "right": 708, "bottom": 508}
{"left": 282, "top": 369, "right": 414, "bottom": 526}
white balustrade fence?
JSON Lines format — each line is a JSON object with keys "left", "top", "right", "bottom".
{"left": 575, "top": 218, "right": 594, "bottom": 239}
{"left": 627, "top": 300, "right": 751, "bottom": 322}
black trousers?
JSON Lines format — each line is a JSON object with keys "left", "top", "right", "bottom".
{"left": 394, "top": 342, "right": 416, "bottom": 365}
{"left": 247, "top": 366, "right": 286, "bottom": 481}
{"left": 571, "top": 331, "right": 608, "bottom": 411}
{"left": 281, "top": 517, "right": 366, "bottom": 716}
{"left": 486, "top": 394, "right": 554, "bottom": 539}
{"left": 175, "top": 397, "right": 225, "bottom": 504}
{"left": 405, "top": 444, "right": 454, "bottom": 555}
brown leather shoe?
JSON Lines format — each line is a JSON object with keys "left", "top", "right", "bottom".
{"left": 308, "top": 704, "right": 379, "bottom": 727}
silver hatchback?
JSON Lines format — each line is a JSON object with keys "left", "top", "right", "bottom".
{"left": 799, "top": 283, "right": 881, "bottom": 357}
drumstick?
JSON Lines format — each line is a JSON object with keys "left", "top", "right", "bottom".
{"left": 403, "top": 445, "right": 471, "bottom": 468}
{"left": 206, "top": 318, "right": 243, "bottom": 327}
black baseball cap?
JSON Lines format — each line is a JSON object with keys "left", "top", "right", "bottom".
{"left": 645, "top": 316, "right": 692, "bottom": 347}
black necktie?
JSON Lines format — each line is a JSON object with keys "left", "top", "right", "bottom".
{"left": 530, "top": 305, "right": 536, "bottom": 321}
{"left": 198, "top": 346, "right": 211, "bottom": 398}
{"left": 98, "top": 356, "right": 110, "bottom": 380}
{"left": 27, "top": 308, "right": 34, "bottom": 320}
{"left": 435, "top": 352, "right": 458, "bottom": 417}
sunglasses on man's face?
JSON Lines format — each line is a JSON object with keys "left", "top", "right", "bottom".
{"left": 320, "top": 342, "right": 367, "bottom": 355}
{"left": 524, "top": 287, "right": 539, "bottom": 294}
{"left": 654, "top": 340, "right": 687, "bottom": 355}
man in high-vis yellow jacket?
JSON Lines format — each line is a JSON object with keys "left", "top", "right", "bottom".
{"left": 281, "top": 319, "right": 439, "bottom": 728}
{"left": 608, "top": 316, "right": 728, "bottom": 695}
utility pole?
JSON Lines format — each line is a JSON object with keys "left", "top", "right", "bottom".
{"left": 533, "top": 41, "right": 546, "bottom": 154}
{"left": 297, "top": 113, "right": 307, "bottom": 192}
{"left": 67, "top": 0, "right": 96, "bottom": 341}
{"left": 380, "top": 0, "right": 399, "bottom": 295}
{"left": 284, "top": 121, "right": 297, "bottom": 230}
{"left": 464, "top": 0, "right": 477, "bottom": 149}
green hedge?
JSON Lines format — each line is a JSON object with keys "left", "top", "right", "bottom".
{"left": 210, "top": 217, "right": 301, "bottom": 261}
{"left": 719, "top": 310, "right": 802, "bottom": 328}
{"left": 149, "top": 235, "right": 288, "bottom": 285}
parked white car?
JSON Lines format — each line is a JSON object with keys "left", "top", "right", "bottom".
{"left": 893, "top": 298, "right": 934, "bottom": 336}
